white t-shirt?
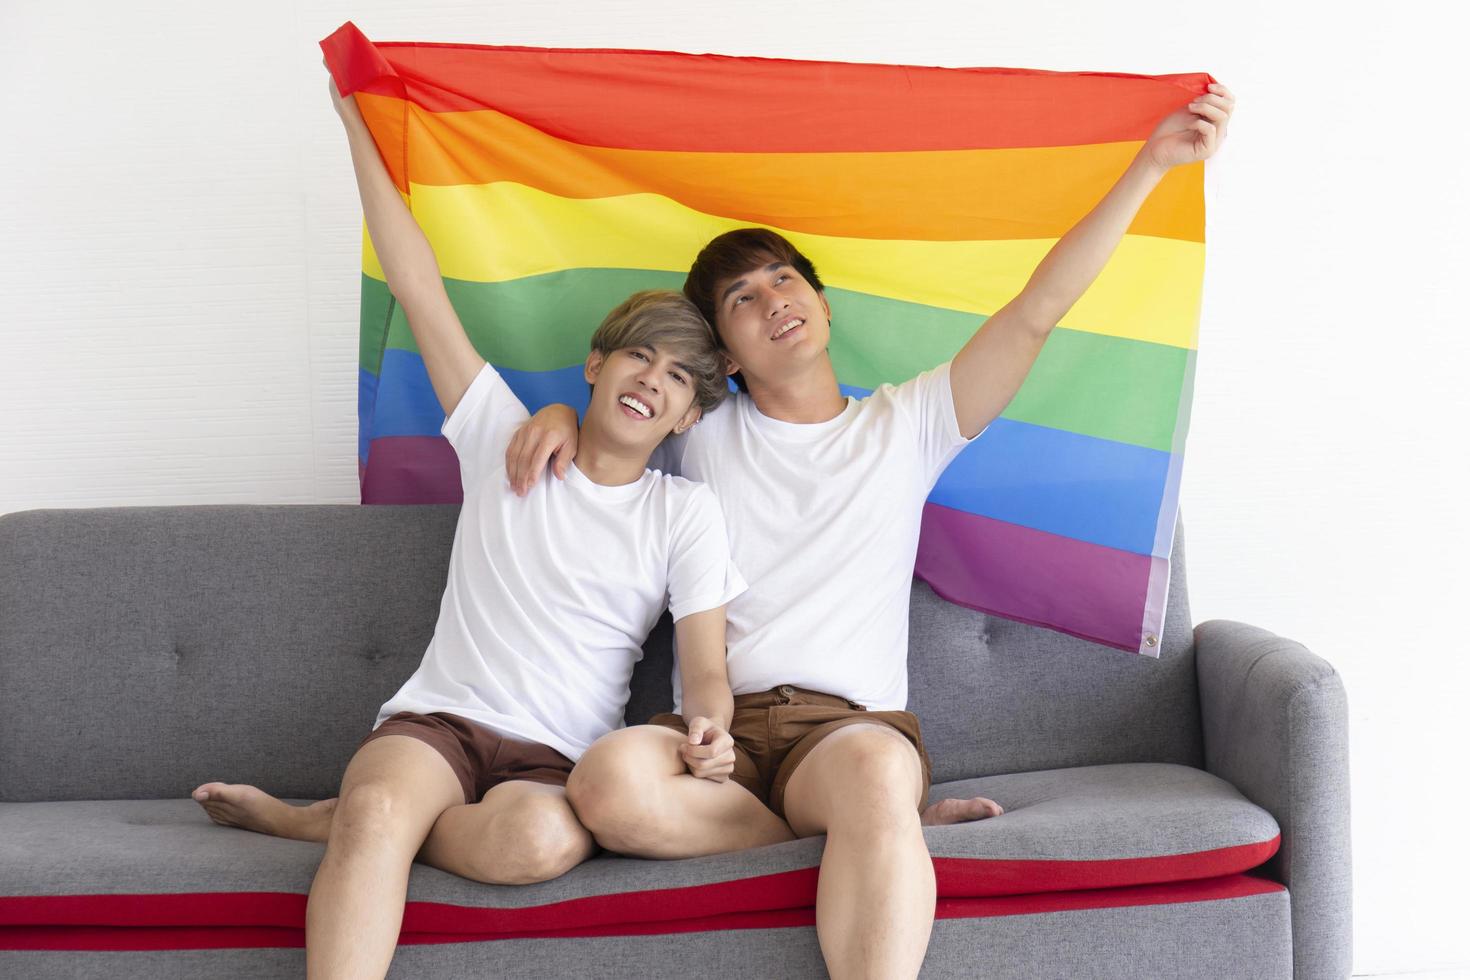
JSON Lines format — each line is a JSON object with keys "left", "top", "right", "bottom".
{"left": 377, "top": 362, "right": 746, "bottom": 762}
{"left": 658, "top": 361, "right": 975, "bottom": 712}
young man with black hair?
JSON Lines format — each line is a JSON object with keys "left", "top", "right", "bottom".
{"left": 506, "top": 84, "right": 1235, "bottom": 978}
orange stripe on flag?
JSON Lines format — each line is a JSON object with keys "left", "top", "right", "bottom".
{"left": 353, "top": 94, "right": 1204, "bottom": 243}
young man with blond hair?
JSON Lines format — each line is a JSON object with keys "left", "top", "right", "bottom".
{"left": 191, "top": 76, "right": 759, "bottom": 980}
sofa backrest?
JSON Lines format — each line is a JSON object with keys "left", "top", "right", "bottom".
{"left": 0, "top": 505, "right": 1199, "bottom": 802}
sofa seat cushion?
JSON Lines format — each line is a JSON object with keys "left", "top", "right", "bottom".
{"left": 0, "top": 763, "right": 1279, "bottom": 943}
{"left": 925, "top": 763, "right": 1280, "bottom": 894}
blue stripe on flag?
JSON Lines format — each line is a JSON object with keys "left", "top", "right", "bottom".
{"left": 842, "top": 385, "right": 1167, "bottom": 554}
{"left": 932, "top": 419, "right": 1169, "bottom": 556}
{"left": 366, "top": 356, "right": 1167, "bottom": 554}
{"left": 364, "top": 351, "right": 591, "bottom": 441}
{"left": 357, "top": 369, "right": 378, "bottom": 465}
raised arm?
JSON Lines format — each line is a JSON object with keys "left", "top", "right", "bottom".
{"left": 329, "top": 77, "right": 485, "bottom": 417}
{"left": 949, "top": 83, "right": 1235, "bottom": 439}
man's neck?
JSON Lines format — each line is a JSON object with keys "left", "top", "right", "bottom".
{"left": 571, "top": 425, "right": 651, "bottom": 487}
{"left": 745, "top": 359, "right": 847, "bottom": 424}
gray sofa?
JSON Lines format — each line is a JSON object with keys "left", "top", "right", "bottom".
{"left": 0, "top": 505, "right": 1351, "bottom": 978}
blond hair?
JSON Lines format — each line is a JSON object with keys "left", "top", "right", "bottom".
{"left": 589, "top": 290, "right": 727, "bottom": 414}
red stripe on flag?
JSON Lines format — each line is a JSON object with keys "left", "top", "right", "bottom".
{"left": 319, "top": 22, "right": 1214, "bottom": 153}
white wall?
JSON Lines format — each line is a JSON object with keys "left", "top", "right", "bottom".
{"left": 2, "top": 1, "right": 1465, "bottom": 974}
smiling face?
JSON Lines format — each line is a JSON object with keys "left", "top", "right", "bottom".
{"left": 579, "top": 290, "right": 728, "bottom": 462}
{"left": 711, "top": 259, "right": 832, "bottom": 392}
{"left": 584, "top": 343, "right": 702, "bottom": 452}
{"left": 682, "top": 229, "right": 831, "bottom": 394}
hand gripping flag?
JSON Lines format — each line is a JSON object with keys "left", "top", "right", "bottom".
{"left": 321, "top": 22, "right": 1212, "bottom": 656}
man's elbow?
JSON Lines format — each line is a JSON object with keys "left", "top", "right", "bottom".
{"left": 680, "top": 671, "right": 734, "bottom": 708}
{"left": 1010, "top": 291, "right": 1065, "bottom": 337}
{"left": 681, "top": 667, "right": 732, "bottom": 695}
{"left": 388, "top": 268, "right": 441, "bottom": 307}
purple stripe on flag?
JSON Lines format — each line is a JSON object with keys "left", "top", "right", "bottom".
{"left": 361, "top": 436, "right": 464, "bottom": 505}
{"left": 360, "top": 442, "right": 1158, "bottom": 651}
{"left": 915, "top": 503, "right": 1152, "bottom": 653}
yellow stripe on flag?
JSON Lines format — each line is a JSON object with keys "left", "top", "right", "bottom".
{"left": 364, "top": 182, "right": 1204, "bottom": 349}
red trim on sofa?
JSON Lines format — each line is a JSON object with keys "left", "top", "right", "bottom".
{"left": 0, "top": 840, "right": 1275, "bottom": 946}
{"left": 0, "top": 875, "right": 1281, "bottom": 952}
{"left": 936, "top": 872, "right": 1281, "bottom": 919}
{"left": 0, "top": 874, "right": 1284, "bottom": 951}
{"left": 934, "top": 835, "right": 1280, "bottom": 897}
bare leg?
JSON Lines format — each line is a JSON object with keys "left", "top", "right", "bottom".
{"left": 419, "top": 780, "right": 597, "bottom": 884}
{"left": 780, "top": 724, "right": 934, "bottom": 980}
{"left": 193, "top": 779, "right": 595, "bottom": 885}
{"left": 565, "top": 725, "right": 795, "bottom": 858}
{"left": 193, "top": 782, "right": 336, "bottom": 842}
{"left": 305, "top": 734, "right": 465, "bottom": 980}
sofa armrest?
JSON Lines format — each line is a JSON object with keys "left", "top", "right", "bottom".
{"left": 1195, "top": 619, "right": 1352, "bottom": 980}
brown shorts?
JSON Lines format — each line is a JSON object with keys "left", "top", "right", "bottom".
{"left": 359, "top": 711, "right": 575, "bottom": 806}
{"left": 650, "top": 685, "right": 932, "bottom": 820}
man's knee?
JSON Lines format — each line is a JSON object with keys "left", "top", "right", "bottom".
{"left": 473, "top": 794, "right": 589, "bottom": 884}
{"left": 565, "top": 727, "right": 677, "bottom": 852}
{"left": 514, "top": 820, "right": 588, "bottom": 883}
{"left": 332, "top": 782, "right": 417, "bottom": 844}
{"left": 792, "top": 727, "right": 923, "bottom": 830}
{"left": 843, "top": 727, "right": 921, "bottom": 784}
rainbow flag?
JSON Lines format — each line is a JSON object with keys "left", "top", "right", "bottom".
{"left": 321, "top": 22, "right": 1211, "bottom": 656}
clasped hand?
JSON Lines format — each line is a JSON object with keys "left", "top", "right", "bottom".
{"left": 680, "top": 717, "right": 737, "bottom": 782}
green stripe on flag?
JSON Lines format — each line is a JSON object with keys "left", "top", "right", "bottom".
{"left": 360, "top": 269, "right": 1190, "bottom": 452}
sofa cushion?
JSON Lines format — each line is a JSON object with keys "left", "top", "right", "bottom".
{"left": 924, "top": 763, "right": 1280, "bottom": 894}
{"left": 0, "top": 763, "right": 1278, "bottom": 945}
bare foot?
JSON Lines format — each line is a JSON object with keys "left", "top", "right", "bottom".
{"left": 191, "top": 782, "right": 338, "bottom": 843}
{"left": 921, "top": 796, "right": 1004, "bottom": 826}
